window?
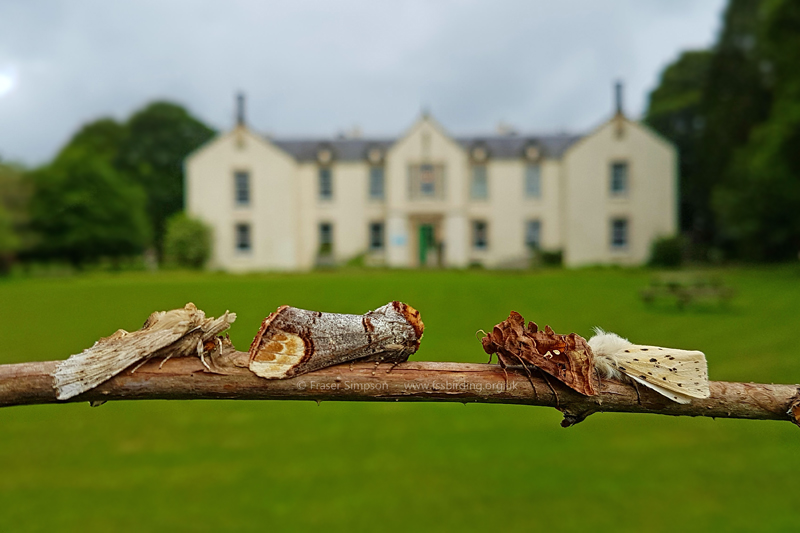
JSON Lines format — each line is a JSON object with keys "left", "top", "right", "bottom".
{"left": 369, "top": 222, "right": 384, "bottom": 251}
{"left": 234, "top": 171, "right": 250, "bottom": 206}
{"left": 472, "top": 221, "right": 488, "bottom": 250}
{"left": 408, "top": 163, "right": 445, "bottom": 200}
{"left": 471, "top": 165, "right": 488, "bottom": 199}
{"left": 369, "top": 167, "right": 385, "bottom": 200}
{"left": 319, "top": 167, "right": 333, "bottom": 200}
{"left": 525, "top": 220, "right": 541, "bottom": 249}
{"left": 235, "top": 223, "right": 251, "bottom": 252}
{"left": 610, "top": 162, "right": 628, "bottom": 195}
{"left": 611, "top": 218, "right": 628, "bottom": 249}
{"left": 525, "top": 164, "right": 541, "bottom": 198}
{"left": 319, "top": 222, "right": 333, "bottom": 254}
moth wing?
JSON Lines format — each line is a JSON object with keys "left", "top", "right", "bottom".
{"left": 54, "top": 320, "right": 196, "bottom": 400}
{"left": 614, "top": 345, "right": 710, "bottom": 402}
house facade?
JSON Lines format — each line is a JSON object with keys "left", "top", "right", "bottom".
{"left": 185, "top": 101, "right": 677, "bottom": 271}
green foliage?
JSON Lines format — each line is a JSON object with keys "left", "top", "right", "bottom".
{"left": 28, "top": 147, "right": 150, "bottom": 265}
{"left": 0, "top": 161, "right": 30, "bottom": 273}
{"left": 117, "top": 102, "right": 215, "bottom": 252}
{"left": 646, "top": 0, "right": 800, "bottom": 261}
{"left": 648, "top": 235, "right": 685, "bottom": 268}
{"left": 645, "top": 50, "right": 712, "bottom": 233}
{"left": 163, "top": 213, "right": 211, "bottom": 269}
{"left": 1, "top": 268, "right": 800, "bottom": 530}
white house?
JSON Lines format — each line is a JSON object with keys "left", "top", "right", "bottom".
{"left": 185, "top": 90, "right": 677, "bottom": 271}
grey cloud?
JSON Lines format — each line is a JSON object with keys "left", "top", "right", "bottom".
{"left": 0, "top": 0, "right": 725, "bottom": 165}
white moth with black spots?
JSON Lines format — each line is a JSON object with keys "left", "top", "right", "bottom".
{"left": 588, "top": 328, "right": 710, "bottom": 404}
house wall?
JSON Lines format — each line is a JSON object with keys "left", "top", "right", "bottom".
{"left": 562, "top": 117, "right": 677, "bottom": 267}
{"left": 185, "top": 113, "right": 677, "bottom": 272}
{"left": 186, "top": 127, "right": 299, "bottom": 271}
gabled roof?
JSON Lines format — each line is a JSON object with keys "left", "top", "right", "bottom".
{"left": 272, "top": 138, "right": 394, "bottom": 162}
{"left": 269, "top": 133, "right": 582, "bottom": 162}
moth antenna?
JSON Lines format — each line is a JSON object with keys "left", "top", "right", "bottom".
{"left": 129, "top": 356, "right": 151, "bottom": 374}
{"left": 475, "top": 329, "right": 488, "bottom": 340}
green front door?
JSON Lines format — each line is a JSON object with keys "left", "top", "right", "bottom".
{"left": 419, "top": 224, "right": 435, "bottom": 266}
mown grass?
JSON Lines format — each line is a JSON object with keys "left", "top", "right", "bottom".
{"left": 1, "top": 267, "right": 799, "bottom": 532}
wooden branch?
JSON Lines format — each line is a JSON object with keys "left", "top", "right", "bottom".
{"left": 2, "top": 355, "right": 799, "bottom": 427}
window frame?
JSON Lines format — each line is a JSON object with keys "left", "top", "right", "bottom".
{"left": 369, "top": 166, "right": 385, "bottom": 200}
{"left": 235, "top": 223, "right": 252, "bottom": 253}
{"left": 610, "top": 161, "right": 629, "bottom": 196}
{"left": 610, "top": 218, "right": 629, "bottom": 250}
{"left": 472, "top": 220, "right": 488, "bottom": 251}
{"left": 470, "top": 164, "right": 488, "bottom": 200}
{"left": 234, "top": 170, "right": 250, "bottom": 207}
{"left": 368, "top": 222, "right": 385, "bottom": 251}
{"left": 318, "top": 167, "right": 333, "bottom": 201}
{"left": 525, "top": 219, "right": 542, "bottom": 250}
{"left": 525, "top": 163, "right": 542, "bottom": 198}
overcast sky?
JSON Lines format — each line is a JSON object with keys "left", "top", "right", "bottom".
{"left": 0, "top": 0, "right": 726, "bottom": 165}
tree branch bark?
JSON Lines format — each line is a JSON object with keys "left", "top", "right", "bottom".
{"left": 2, "top": 355, "right": 799, "bottom": 427}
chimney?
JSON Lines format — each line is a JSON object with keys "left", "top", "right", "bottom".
{"left": 236, "top": 92, "right": 246, "bottom": 126}
{"left": 614, "top": 80, "right": 623, "bottom": 116}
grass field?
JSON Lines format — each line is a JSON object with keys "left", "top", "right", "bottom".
{"left": 1, "top": 267, "right": 799, "bottom": 532}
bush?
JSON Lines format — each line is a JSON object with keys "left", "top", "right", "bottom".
{"left": 163, "top": 213, "right": 211, "bottom": 269}
{"left": 649, "top": 235, "right": 684, "bottom": 268}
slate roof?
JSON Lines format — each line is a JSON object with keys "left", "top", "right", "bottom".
{"left": 270, "top": 133, "right": 582, "bottom": 162}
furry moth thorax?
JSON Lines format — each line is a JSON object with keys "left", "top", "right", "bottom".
{"left": 588, "top": 328, "right": 710, "bottom": 404}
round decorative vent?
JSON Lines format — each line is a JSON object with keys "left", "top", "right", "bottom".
{"left": 525, "top": 145, "right": 540, "bottom": 161}
{"left": 317, "top": 148, "right": 333, "bottom": 165}
{"left": 472, "top": 146, "right": 488, "bottom": 162}
{"left": 367, "top": 148, "right": 383, "bottom": 164}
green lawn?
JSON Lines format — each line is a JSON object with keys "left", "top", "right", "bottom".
{"left": 1, "top": 267, "right": 799, "bottom": 532}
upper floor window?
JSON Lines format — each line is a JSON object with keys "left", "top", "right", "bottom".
{"left": 234, "top": 171, "right": 250, "bottom": 206}
{"left": 369, "top": 166, "right": 385, "bottom": 200}
{"left": 610, "top": 162, "right": 628, "bottom": 196}
{"left": 235, "top": 223, "right": 251, "bottom": 253}
{"left": 472, "top": 220, "right": 488, "bottom": 250}
{"left": 409, "top": 163, "right": 445, "bottom": 200}
{"left": 319, "top": 167, "right": 333, "bottom": 200}
{"left": 369, "top": 222, "right": 385, "bottom": 251}
{"left": 611, "top": 218, "right": 628, "bottom": 249}
{"left": 471, "top": 165, "right": 488, "bottom": 199}
{"left": 525, "top": 220, "right": 541, "bottom": 250}
{"left": 525, "top": 164, "right": 541, "bottom": 198}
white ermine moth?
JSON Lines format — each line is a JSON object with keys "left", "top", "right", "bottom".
{"left": 588, "top": 328, "right": 710, "bottom": 404}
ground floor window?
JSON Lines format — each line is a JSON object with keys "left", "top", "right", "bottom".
{"left": 319, "top": 222, "right": 333, "bottom": 255}
{"left": 235, "top": 223, "right": 251, "bottom": 252}
{"left": 611, "top": 218, "right": 628, "bottom": 249}
{"left": 369, "top": 222, "right": 384, "bottom": 251}
{"left": 472, "top": 220, "right": 488, "bottom": 250}
{"left": 525, "top": 220, "right": 541, "bottom": 249}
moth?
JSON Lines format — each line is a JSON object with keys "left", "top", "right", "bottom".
{"left": 481, "top": 311, "right": 596, "bottom": 396}
{"left": 248, "top": 301, "right": 423, "bottom": 379}
{"left": 54, "top": 303, "right": 236, "bottom": 400}
{"left": 588, "top": 328, "right": 710, "bottom": 404}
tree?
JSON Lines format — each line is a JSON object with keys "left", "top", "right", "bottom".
{"left": 28, "top": 147, "right": 150, "bottom": 266}
{"left": 117, "top": 102, "right": 215, "bottom": 254}
{"left": 645, "top": 50, "right": 712, "bottom": 235}
{"left": 163, "top": 212, "right": 212, "bottom": 269}
{"left": 0, "top": 160, "right": 31, "bottom": 273}
{"left": 712, "top": 0, "right": 800, "bottom": 260}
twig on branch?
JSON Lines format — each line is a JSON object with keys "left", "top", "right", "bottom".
{"left": 1, "top": 355, "right": 799, "bottom": 428}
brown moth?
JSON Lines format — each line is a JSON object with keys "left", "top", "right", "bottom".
{"left": 54, "top": 303, "right": 236, "bottom": 400}
{"left": 481, "top": 311, "right": 596, "bottom": 396}
{"left": 249, "top": 301, "right": 424, "bottom": 379}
